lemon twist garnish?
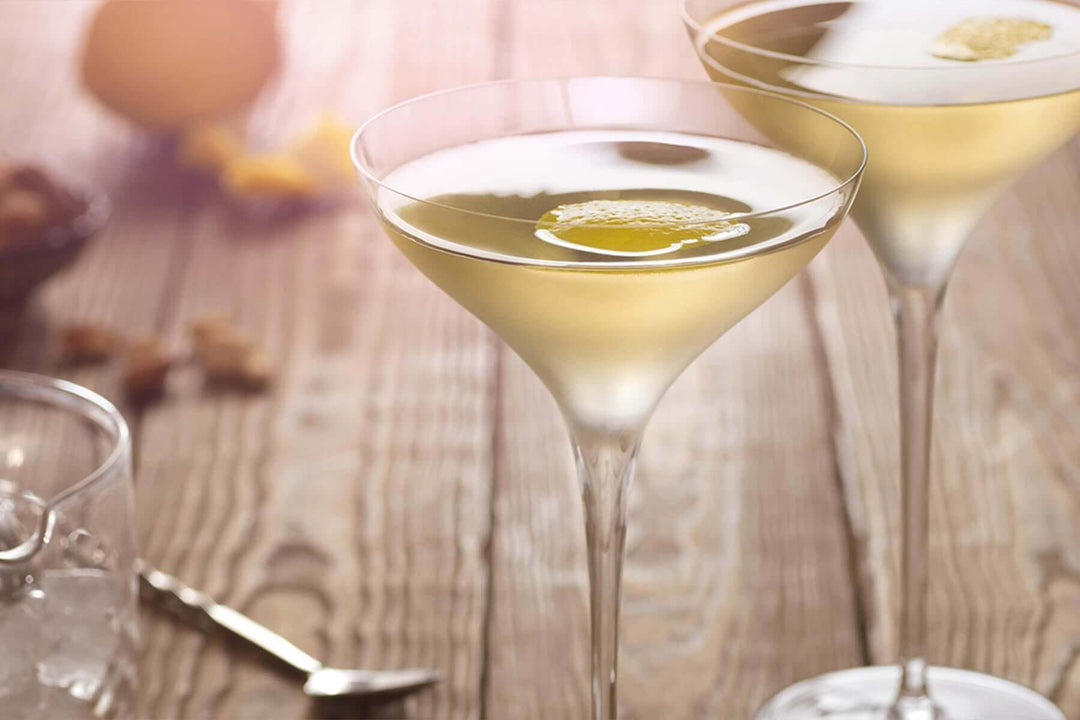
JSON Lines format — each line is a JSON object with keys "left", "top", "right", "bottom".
{"left": 932, "top": 17, "right": 1052, "bottom": 61}
{"left": 534, "top": 199, "right": 748, "bottom": 257}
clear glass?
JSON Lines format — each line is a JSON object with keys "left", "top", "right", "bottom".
{"left": 683, "top": 1, "right": 1080, "bottom": 718}
{"left": 352, "top": 77, "right": 866, "bottom": 720}
{"left": 0, "top": 370, "right": 138, "bottom": 719}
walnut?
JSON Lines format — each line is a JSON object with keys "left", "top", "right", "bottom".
{"left": 0, "top": 189, "right": 49, "bottom": 236}
{"left": 123, "top": 336, "right": 172, "bottom": 401}
{"left": 62, "top": 323, "right": 119, "bottom": 364}
{"left": 189, "top": 314, "right": 273, "bottom": 391}
{"left": 189, "top": 311, "right": 231, "bottom": 344}
{"left": 0, "top": 163, "right": 17, "bottom": 194}
{"left": 0, "top": 164, "right": 87, "bottom": 247}
{"left": 196, "top": 329, "right": 253, "bottom": 382}
{"left": 236, "top": 349, "right": 273, "bottom": 391}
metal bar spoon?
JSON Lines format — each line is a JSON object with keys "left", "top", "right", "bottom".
{"left": 136, "top": 561, "right": 441, "bottom": 699}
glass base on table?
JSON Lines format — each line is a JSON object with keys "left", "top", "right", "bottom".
{"left": 755, "top": 665, "right": 1064, "bottom": 720}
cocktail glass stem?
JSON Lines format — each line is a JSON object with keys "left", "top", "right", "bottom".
{"left": 887, "top": 278, "right": 947, "bottom": 720}
{"left": 572, "top": 426, "right": 643, "bottom": 720}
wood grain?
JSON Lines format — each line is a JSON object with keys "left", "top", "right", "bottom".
{"left": 129, "top": 2, "right": 502, "bottom": 719}
{"left": 0, "top": 1, "right": 1077, "bottom": 719}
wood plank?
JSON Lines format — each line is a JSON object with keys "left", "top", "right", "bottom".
{"left": 483, "top": 2, "right": 864, "bottom": 717}
{"left": 129, "top": 2, "right": 503, "bottom": 719}
{"left": 807, "top": 138, "right": 1080, "bottom": 716}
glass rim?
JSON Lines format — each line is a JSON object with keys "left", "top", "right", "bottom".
{"left": 350, "top": 76, "right": 865, "bottom": 269}
{"left": 680, "top": 0, "right": 1080, "bottom": 75}
{"left": 0, "top": 370, "right": 130, "bottom": 564}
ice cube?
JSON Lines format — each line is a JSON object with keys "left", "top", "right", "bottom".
{"left": 0, "top": 586, "right": 45, "bottom": 719}
{"left": 36, "top": 569, "right": 122, "bottom": 701}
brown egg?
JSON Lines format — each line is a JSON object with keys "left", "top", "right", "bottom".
{"left": 80, "top": 0, "right": 281, "bottom": 131}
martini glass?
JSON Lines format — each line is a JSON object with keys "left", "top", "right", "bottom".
{"left": 352, "top": 77, "right": 865, "bottom": 720}
{"left": 683, "top": 1, "right": 1080, "bottom": 718}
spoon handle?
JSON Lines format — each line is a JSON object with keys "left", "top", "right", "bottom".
{"left": 137, "top": 561, "right": 322, "bottom": 676}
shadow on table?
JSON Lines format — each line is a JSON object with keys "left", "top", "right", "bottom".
{"left": 308, "top": 694, "right": 412, "bottom": 720}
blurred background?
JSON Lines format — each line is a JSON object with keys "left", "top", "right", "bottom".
{"left": 0, "top": 1, "right": 1077, "bottom": 719}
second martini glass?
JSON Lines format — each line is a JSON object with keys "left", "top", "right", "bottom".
{"left": 684, "top": 1, "right": 1080, "bottom": 718}
{"left": 352, "top": 77, "right": 865, "bottom": 720}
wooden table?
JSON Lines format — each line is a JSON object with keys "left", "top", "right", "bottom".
{"left": 2, "top": 2, "right": 1078, "bottom": 718}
